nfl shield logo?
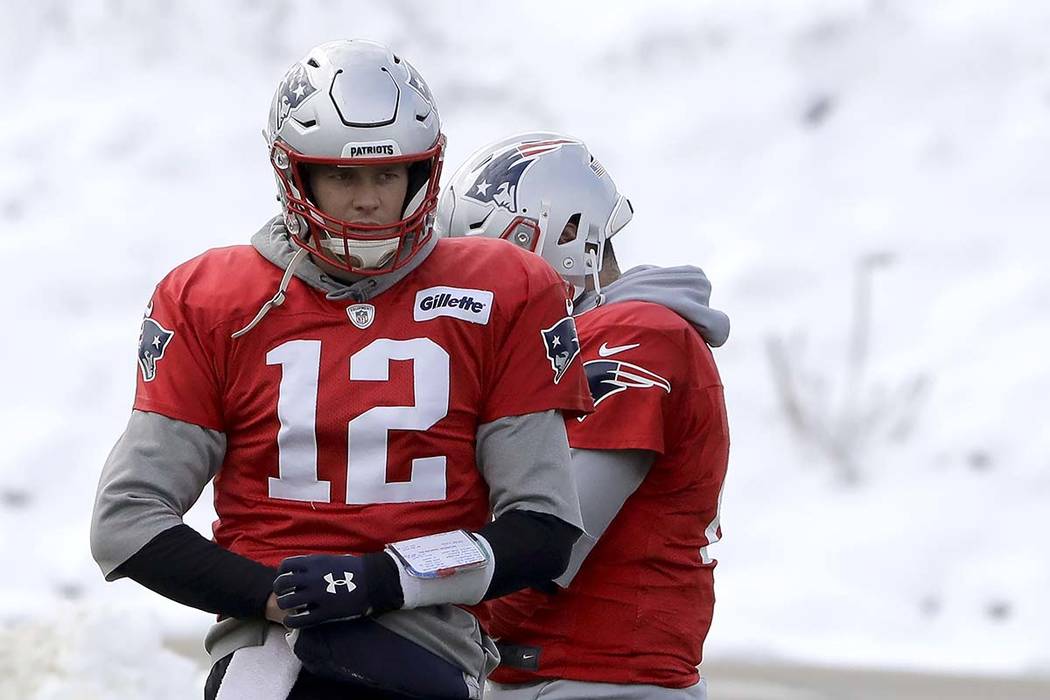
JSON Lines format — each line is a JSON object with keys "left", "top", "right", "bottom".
{"left": 347, "top": 304, "right": 375, "bottom": 329}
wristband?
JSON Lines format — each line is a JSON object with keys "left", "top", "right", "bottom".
{"left": 385, "top": 529, "right": 488, "bottom": 579}
{"left": 384, "top": 530, "right": 495, "bottom": 608}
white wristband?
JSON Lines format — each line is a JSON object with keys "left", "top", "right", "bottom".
{"left": 386, "top": 532, "right": 495, "bottom": 609}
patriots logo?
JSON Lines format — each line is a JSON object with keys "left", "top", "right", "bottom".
{"left": 465, "top": 138, "right": 579, "bottom": 214}
{"left": 582, "top": 359, "right": 671, "bottom": 415}
{"left": 137, "top": 302, "right": 174, "bottom": 383}
{"left": 274, "top": 62, "right": 318, "bottom": 131}
{"left": 404, "top": 60, "right": 434, "bottom": 107}
{"left": 541, "top": 316, "right": 581, "bottom": 384}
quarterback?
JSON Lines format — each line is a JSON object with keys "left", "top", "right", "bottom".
{"left": 441, "top": 133, "right": 731, "bottom": 699}
{"left": 90, "top": 43, "right": 591, "bottom": 699}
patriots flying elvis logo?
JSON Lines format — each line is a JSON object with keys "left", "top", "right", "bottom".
{"left": 465, "top": 138, "right": 579, "bottom": 214}
{"left": 541, "top": 316, "right": 581, "bottom": 384}
{"left": 580, "top": 358, "right": 671, "bottom": 419}
{"left": 138, "top": 301, "right": 174, "bottom": 383}
{"left": 274, "top": 62, "right": 318, "bottom": 132}
{"left": 404, "top": 60, "right": 434, "bottom": 106}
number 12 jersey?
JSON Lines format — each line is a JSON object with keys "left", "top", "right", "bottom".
{"left": 133, "top": 236, "right": 592, "bottom": 566}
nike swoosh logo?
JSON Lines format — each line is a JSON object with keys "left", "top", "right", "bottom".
{"left": 598, "top": 342, "right": 639, "bottom": 357}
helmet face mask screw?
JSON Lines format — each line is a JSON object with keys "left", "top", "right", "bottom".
{"left": 563, "top": 257, "right": 574, "bottom": 269}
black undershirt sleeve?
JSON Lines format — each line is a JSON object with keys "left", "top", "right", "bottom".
{"left": 114, "top": 513, "right": 580, "bottom": 618}
{"left": 113, "top": 524, "right": 276, "bottom": 620}
{"left": 478, "top": 510, "right": 582, "bottom": 600}
{"left": 349, "top": 510, "right": 583, "bottom": 613}
{"left": 361, "top": 510, "right": 582, "bottom": 612}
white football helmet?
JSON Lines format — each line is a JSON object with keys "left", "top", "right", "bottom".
{"left": 437, "top": 133, "right": 631, "bottom": 299}
{"left": 267, "top": 40, "right": 444, "bottom": 275}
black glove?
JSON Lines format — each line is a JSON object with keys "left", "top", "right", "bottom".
{"left": 274, "top": 552, "right": 402, "bottom": 629}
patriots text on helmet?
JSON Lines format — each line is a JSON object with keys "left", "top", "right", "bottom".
{"left": 341, "top": 142, "right": 401, "bottom": 158}
{"left": 349, "top": 144, "right": 393, "bottom": 157}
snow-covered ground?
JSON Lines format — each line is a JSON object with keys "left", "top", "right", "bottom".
{"left": 2, "top": 0, "right": 1048, "bottom": 696}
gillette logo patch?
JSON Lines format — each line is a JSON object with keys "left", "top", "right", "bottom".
{"left": 414, "top": 286, "right": 494, "bottom": 325}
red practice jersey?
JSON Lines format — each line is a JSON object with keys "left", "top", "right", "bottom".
{"left": 486, "top": 300, "right": 729, "bottom": 688}
{"left": 133, "top": 237, "right": 591, "bottom": 566}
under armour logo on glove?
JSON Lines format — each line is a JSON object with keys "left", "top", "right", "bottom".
{"left": 324, "top": 572, "right": 357, "bottom": 594}
{"left": 275, "top": 554, "right": 373, "bottom": 629}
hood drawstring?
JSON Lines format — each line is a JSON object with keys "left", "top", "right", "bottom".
{"left": 231, "top": 247, "right": 309, "bottom": 339}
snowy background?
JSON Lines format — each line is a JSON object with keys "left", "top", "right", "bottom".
{"left": 2, "top": 0, "right": 1049, "bottom": 696}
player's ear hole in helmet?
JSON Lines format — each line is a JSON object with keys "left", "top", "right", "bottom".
{"left": 559, "top": 213, "right": 582, "bottom": 245}
{"left": 438, "top": 132, "right": 631, "bottom": 300}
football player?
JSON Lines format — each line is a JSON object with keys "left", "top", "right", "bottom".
{"left": 90, "top": 44, "right": 592, "bottom": 700}
{"left": 439, "top": 134, "right": 731, "bottom": 700}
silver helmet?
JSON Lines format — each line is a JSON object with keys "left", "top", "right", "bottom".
{"left": 267, "top": 40, "right": 444, "bottom": 275}
{"left": 437, "top": 132, "right": 632, "bottom": 299}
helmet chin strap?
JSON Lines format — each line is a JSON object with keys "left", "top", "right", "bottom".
{"left": 319, "top": 235, "right": 399, "bottom": 270}
{"left": 582, "top": 217, "right": 606, "bottom": 306}
{"left": 586, "top": 247, "right": 605, "bottom": 306}
{"left": 302, "top": 206, "right": 401, "bottom": 271}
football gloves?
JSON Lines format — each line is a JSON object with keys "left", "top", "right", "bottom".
{"left": 274, "top": 553, "right": 376, "bottom": 629}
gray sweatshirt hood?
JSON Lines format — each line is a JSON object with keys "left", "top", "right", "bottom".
{"left": 574, "top": 265, "right": 730, "bottom": 347}
{"left": 231, "top": 217, "right": 438, "bottom": 338}
{"left": 250, "top": 216, "right": 437, "bottom": 302}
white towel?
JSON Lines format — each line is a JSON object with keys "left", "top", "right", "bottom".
{"left": 215, "top": 625, "right": 301, "bottom": 700}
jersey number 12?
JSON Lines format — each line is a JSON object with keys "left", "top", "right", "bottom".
{"left": 265, "top": 338, "right": 449, "bottom": 505}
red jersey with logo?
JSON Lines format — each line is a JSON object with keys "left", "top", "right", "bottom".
{"left": 133, "top": 237, "right": 591, "bottom": 567}
{"left": 486, "top": 300, "right": 729, "bottom": 688}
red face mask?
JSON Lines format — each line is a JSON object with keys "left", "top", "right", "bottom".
{"left": 271, "top": 135, "right": 446, "bottom": 276}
